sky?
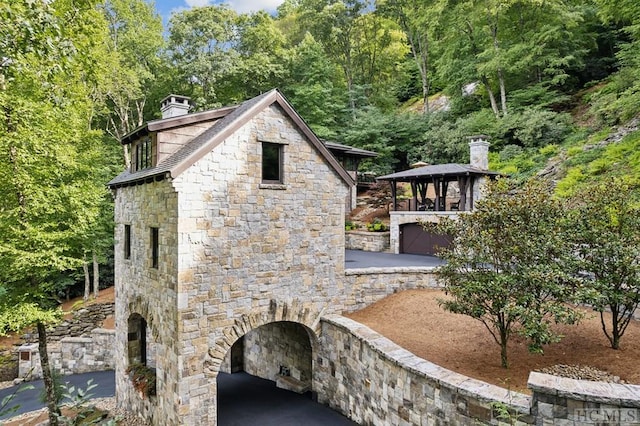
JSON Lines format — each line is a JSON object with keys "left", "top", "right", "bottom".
{"left": 152, "top": 0, "right": 286, "bottom": 21}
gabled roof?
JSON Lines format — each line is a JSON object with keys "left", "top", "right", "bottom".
{"left": 108, "top": 89, "right": 354, "bottom": 188}
{"left": 377, "top": 163, "right": 501, "bottom": 182}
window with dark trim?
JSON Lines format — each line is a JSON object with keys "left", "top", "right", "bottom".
{"left": 150, "top": 227, "right": 159, "bottom": 269}
{"left": 262, "top": 142, "right": 283, "bottom": 183}
{"left": 132, "top": 136, "right": 154, "bottom": 172}
{"left": 124, "top": 225, "right": 131, "bottom": 260}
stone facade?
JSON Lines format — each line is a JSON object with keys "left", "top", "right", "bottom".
{"left": 112, "top": 97, "right": 351, "bottom": 425}
{"left": 344, "top": 268, "right": 440, "bottom": 312}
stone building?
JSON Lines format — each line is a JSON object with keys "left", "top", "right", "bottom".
{"left": 108, "top": 89, "right": 359, "bottom": 424}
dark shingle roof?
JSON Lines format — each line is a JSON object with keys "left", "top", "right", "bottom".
{"left": 377, "top": 163, "right": 501, "bottom": 181}
{"left": 108, "top": 89, "right": 354, "bottom": 188}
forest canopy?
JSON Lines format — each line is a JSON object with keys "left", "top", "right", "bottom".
{"left": 1, "top": 0, "right": 639, "bottom": 302}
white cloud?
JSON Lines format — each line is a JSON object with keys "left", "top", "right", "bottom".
{"left": 223, "top": 0, "right": 284, "bottom": 14}
{"left": 185, "top": 0, "right": 211, "bottom": 7}
{"left": 177, "top": 0, "right": 284, "bottom": 14}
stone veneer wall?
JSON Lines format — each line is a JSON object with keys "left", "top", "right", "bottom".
{"left": 345, "top": 231, "right": 390, "bottom": 252}
{"left": 343, "top": 268, "right": 441, "bottom": 311}
{"left": 389, "top": 212, "right": 459, "bottom": 254}
{"left": 18, "top": 329, "right": 115, "bottom": 379}
{"left": 242, "top": 322, "right": 313, "bottom": 384}
{"left": 316, "top": 315, "right": 533, "bottom": 425}
{"left": 113, "top": 179, "right": 180, "bottom": 426}
{"left": 528, "top": 372, "right": 640, "bottom": 425}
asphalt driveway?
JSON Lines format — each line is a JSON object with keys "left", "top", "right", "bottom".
{"left": 345, "top": 249, "right": 444, "bottom": 268}
{"left": 0, "top": 371, "right": 356, "bottom": 425}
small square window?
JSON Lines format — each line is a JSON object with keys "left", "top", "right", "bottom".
{"left": 124, "top": 225, "right": 131, "bottom": 260}
{"left": 262, "top": 142, "right": 283, "bottom": 183}
{"left": 150, "top": 227, "right": 159, "bottom": 269}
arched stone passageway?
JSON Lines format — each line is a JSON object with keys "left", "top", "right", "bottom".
{"left": 219, "top": 321, "right": 315, "bottom": 389}
{"left": 215, "top": 320, "right": 338, "bottom": 425}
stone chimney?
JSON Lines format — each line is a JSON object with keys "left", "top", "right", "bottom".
{"left": 468, "top": 135, "right": 490, "bottom": 170}
{"left": 160, "top": 94, "right": 191, "bottom": 119}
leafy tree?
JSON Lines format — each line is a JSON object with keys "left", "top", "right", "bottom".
{"left": 168, "top": 5, "right": 241, "bottom": 108}
{"left": 378, "top": 0, "right": 437, "bottom": 113}
{"left": 567, "top": 178, "right": 640, "bottom": 349}
{"left": 232, "top": 11, "right": 288, "bottom": 100}
{"left": 0, "top": 0, "right": 114, "bottom": 423}
{"left": 282, "top": 33, "right": 348, "bottom": 138}
{"left": 298, "top": 0, "right": 408, "bottom": 112}
{"left": 342, "top": 107, "right": 429, "bottom": 173}
{"left": 434, "top": 0, "right": 590, "bottom": 117}
{"left": 431, "top": 179, "right": 582, "bottom": 368}
{"left": 99, "top": 0, "right": 165, "bottom": 167}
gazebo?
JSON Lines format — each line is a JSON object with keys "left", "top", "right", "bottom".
{"left": 376, "top": 136, "right": 501, "bottom": 255}
{"left": 377, "top": 163, "right": 501, "bottom": 212}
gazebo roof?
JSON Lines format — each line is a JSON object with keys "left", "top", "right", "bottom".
{"left": 377, "top": 163, "right": 501, "bottom": 182}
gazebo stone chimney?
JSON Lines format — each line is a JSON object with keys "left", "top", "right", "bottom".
{"left": 468, "top": 135, "right": 490, "bottom": 171}
{"left": 161, "top": 94, "right": 191, "bottom": 119}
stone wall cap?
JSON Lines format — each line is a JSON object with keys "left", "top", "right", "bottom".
{"left": 18, "top": 343, "right": 39, "bottom": 351}
{"left": 528, "top": 372, "right": 640, "bottom": 406}
{"left": 345, "top": 266, "right": 438, "bottom": 275}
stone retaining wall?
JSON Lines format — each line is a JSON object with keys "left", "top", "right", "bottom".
{"left": 317, "top": 315, "right": 640, "bottom": 426}
{"left": 343, "top": 267, "right": 441, "bottom": 312}
{"left": 345, "top": 231, "right": 390, "bottom": 252}
{"left": 21, "top": 303, "right": 115, "bottom": 343}
{"left": 316, "top": 315, "right": 533, "bottom": 425}
{"left": 18, "top": 328, "right": 115, "bottom": 379}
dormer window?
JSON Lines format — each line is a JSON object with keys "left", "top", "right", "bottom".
{"left": 132, "top": 136, "right": 154, "bottom": 172}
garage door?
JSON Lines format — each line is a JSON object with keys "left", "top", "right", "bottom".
{"left": 400, "top": 223, "right": 451, "bottom": 256}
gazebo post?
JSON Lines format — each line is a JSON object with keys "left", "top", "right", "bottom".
{"left": 411, "top": 181, "right": 418, "bottom": 211}
{"left": 458, "top": 176, "right": 468, "bottom": 211}
{"left": 390, "top": 180, "right": 397, "bottom": 211}
{"left": 432, "top": 177, "right": 440, "bottom": 211}
{"left": 442, "top": 180, "right": 449, "bottom": 210}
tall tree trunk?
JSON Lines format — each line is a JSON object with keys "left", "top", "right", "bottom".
{"left": 92, "top": 251, "right": 100, "bottom": 299}
{"left": 83, "top": 256, "right": 90, "bottom": 302}
{"left": 498, "top": 68, "right": 508, "bottom": 116}
{"left": 37, "top": 322, "right": 60, "bottom": 425}
{"left": 480, "top": 75, "right": 500, "bottom": 117}
{"left": 499, "top": 327, "right": 509, "bottom": 368}
{"left": 408, "top": 29, "right": 430, "bottom": 114}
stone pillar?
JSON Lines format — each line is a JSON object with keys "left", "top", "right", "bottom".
{"left": 468, "top": 135, "right": 490, "bottom": 171}
{"left": 18, "top": 343, "right": 40, "bottom": 379}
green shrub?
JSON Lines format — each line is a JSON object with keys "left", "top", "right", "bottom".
{"left": 345, "top": 221, "right": 358, "bottom": 231}
{"left": 556, "top": 166, "right": 587, "bottom": 197}
{"left": 538, "top": 144, "right": 559, "bottom": 156}
{"left": 366, "top": 219, "right": 388, "bottom": 232}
